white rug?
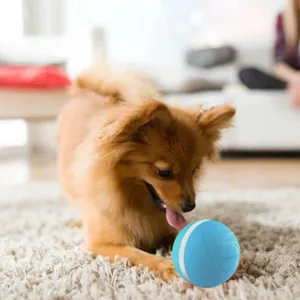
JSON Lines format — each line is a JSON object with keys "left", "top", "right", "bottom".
{"left": 1, "top": 182, "right": 300, "bottom": 300}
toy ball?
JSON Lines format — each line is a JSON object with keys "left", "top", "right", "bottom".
{"left": 172, "top": 220, "right": 240, "bottom": 288}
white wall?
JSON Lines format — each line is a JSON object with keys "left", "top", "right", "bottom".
{"left": 0, "top": 0, "right": 26, "bottom": 154}
{"left": 23, "top": 0, "right": 64, "bottom": 35}
{"left": 190, "top": 0, "right": 284, "bottom": 47}
{"left": 0, "top": 0, "right": 23, "bottom": 39}
{"left": 23, "top": 0, "right": 64, "bottom": 154}
{"left": 61, "top": 0, "right": 285, "bottom": 74}
{"left": 61, "top": 0, "right": 285, "bottom": 82}
{"left": 22, "top": 0, "right": 286, "bottom": 154}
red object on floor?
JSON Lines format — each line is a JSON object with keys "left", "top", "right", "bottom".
{"left": 0, "top": 66, "right": 71, "bottom": 89}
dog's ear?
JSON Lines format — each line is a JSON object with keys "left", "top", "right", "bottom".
{"left": 133, "top": 101, "right": 172, "bottom": 132}
{"left": 96, "top": 100, "right": 171, "bottom": 142}
{"left": 197, "top": 104, "right": 236, "bottom": 141}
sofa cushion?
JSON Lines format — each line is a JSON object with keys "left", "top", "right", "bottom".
{"left": 0, "top": 66, "right": 70, "bottom": 89}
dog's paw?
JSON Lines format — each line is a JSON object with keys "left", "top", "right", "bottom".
{"left": 151, "top": 258, "right": 178, "bottom": 282}
{"left": 66, "top": 220, "right": 83, "bottom": 228}
{"left": 177, "top": 279, "right": 194, "bottom": 291}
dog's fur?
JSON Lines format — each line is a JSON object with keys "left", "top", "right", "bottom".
{"left": 57, "top": 65, "right": 235, "bottom": 281}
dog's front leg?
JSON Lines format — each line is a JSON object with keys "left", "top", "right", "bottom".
{"left": 159, "top": 231, "right": 178, "bottom": 250}
{"left": 88, "top": 243, "right": 178, "bottom": 282}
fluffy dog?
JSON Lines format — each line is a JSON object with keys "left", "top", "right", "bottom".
{"left": 57, "top": 65, "right": 235, "bottom": 281}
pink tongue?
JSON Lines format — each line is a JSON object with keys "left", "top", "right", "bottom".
{"left": 166, "top": 207, "right": 188, "bottom": 229}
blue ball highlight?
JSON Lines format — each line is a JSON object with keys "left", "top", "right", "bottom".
{"left": 172, "top": 220, "right": 240, "bottom": 288}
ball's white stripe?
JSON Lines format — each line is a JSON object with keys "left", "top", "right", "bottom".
{"left": 179, "top": 219, "right": 209, "bottom": 283}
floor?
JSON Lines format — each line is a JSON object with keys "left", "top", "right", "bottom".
{"left": 1, "top": 153, "right": 300, "bottom": 190}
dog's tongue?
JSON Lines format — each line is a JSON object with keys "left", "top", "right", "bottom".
{"left": 166, "top": 207, "right": 187, "bottom": 229}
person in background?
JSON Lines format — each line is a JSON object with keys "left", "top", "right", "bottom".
{"left": 239, "top": 0, "right": 300, "bottom": 107}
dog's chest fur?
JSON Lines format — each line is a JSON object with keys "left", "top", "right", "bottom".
{"left": 113, "top": 187, "right": 175, "bottom": 251}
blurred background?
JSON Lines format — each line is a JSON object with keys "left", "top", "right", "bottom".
{"left": 0, "top": 0, "right": 299, "bottom": 190}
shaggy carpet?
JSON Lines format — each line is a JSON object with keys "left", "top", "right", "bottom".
{"left": 0, "top": 181, "right": 300, "bottom": 300}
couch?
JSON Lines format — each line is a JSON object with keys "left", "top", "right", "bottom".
{"left": 163, "top": 37, "right": 300, "bottom": 151}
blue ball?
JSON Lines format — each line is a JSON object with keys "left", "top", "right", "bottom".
{"left": 172, "top": 220, "right": 240, "bottom": 288}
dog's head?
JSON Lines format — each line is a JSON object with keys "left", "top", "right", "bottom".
{"left": 90, "top": 99, "right": 235, "bottom": 228}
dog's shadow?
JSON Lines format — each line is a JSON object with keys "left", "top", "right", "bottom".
{"left": 181, "top": 201, "right": 300, "bottom": 283}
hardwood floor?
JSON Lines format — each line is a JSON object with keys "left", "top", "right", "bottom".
{"left": 1, "top": 154, "right": 300, "bottom": 190}
{"left": 202, "top": 159, "right": 300, "bottom": 190}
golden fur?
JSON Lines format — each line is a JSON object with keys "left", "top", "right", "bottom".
{"left": 57, "top": 65, "right": 236, "bottom": 281}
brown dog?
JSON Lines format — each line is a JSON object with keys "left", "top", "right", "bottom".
{"left": 57, "top": 65, "right": 235, "bottom": 281}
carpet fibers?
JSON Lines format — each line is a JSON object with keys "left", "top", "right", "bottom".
{"left": 0, "top": 182, "right": 300, "bottom": 300}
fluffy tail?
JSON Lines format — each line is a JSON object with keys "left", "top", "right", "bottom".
{"left": 74, "top": 64, "right": 161, "bottom": 103}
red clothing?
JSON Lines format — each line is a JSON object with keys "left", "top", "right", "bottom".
{"left": 274, "top": 13, "right": 300, "bottom": 69}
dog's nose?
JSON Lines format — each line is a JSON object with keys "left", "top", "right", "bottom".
{"left": 180, "top": 200, "right": 195, "bottom": 212}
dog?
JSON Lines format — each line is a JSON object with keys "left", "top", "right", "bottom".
{"left": 57, "top": 65, "right": 236, "bottom": 281}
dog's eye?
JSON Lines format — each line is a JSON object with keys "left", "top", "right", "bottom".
{"left": 157, "top": 169, "right": 173, "bottom": 180}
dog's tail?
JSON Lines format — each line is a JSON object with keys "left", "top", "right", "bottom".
{"left": 73, "top": 64, "right": 161, "bottom": 103}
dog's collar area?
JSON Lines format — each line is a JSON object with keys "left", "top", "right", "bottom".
{"left": 144, "top": 182, "right": 166, "bottom": 212}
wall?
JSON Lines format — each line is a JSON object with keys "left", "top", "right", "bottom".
{"left": 24, "top": 0, "right": 286, "bottom": 153}
{"left": 23, "top": 0, "right": 64, "bottom": 36}
{"left": 190, "top": 0, "right": 284, "bottom": 47}
{"left": 81, "top": 0, "right": 285, "bottom": 64}
{"left": 61, "top": 0, "right": 285, "bottom": 75}
{"left": 23, "top": 0, "right": 65, "bottom": 154}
